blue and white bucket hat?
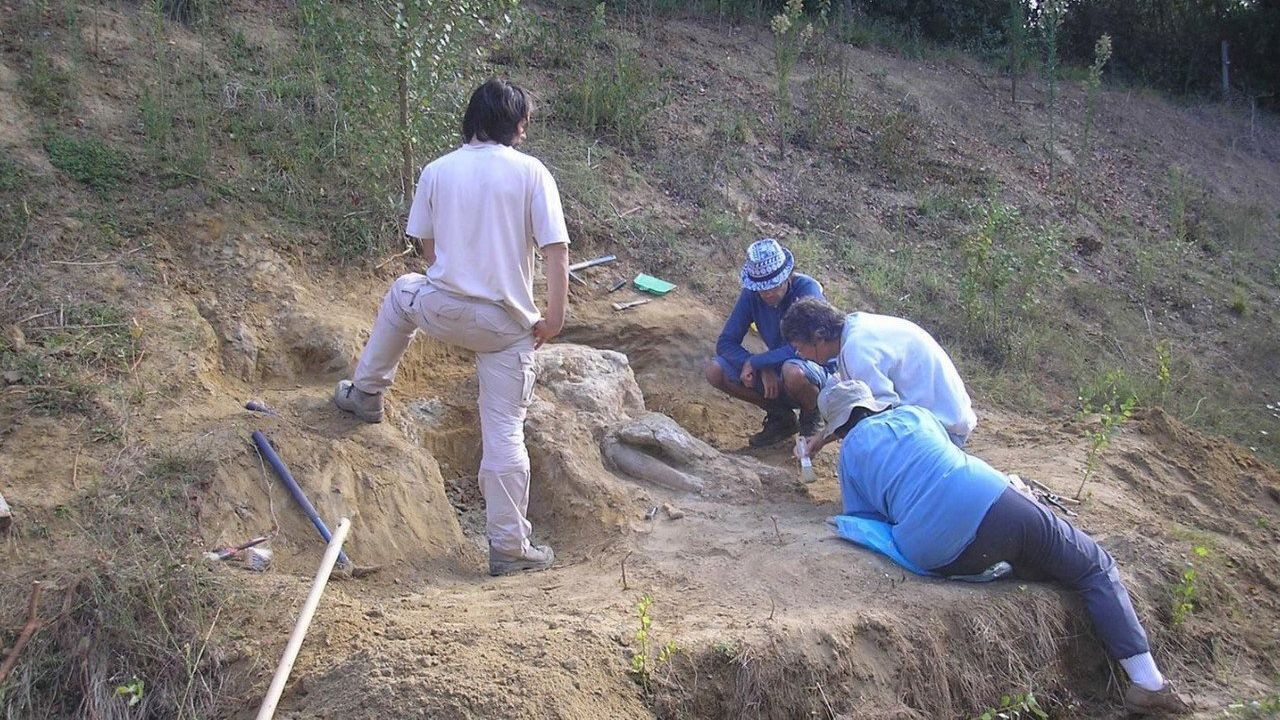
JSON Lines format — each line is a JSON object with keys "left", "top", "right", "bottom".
{"left": 740, "top": 238, "right": 795, "bottom": 292}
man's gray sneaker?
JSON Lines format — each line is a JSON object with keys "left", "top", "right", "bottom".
{"left": 1123, "top": 682, "right": 1193, "bottom": 716}
{"left": 489, "top": 544, "right": 555, "bottom": 576}
{"left": 750, "top": 407, "right": 798, "bottom": 447}
{"left": 333, "top": 380, "right": 384, "bottom": 423}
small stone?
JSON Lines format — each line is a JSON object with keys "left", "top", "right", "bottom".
{"left": 560, "top": 658, "right": 579, "bottom": 671}
{"left": 0, "top": 492, "right": 11, "bottom": 534}
{"left": 2, "top": 370, "right": 21, "bottom": 385}
{"left": 4, "top": 325, "right": 24, "bottom": 351}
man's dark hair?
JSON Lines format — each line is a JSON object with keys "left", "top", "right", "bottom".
{"left": 461, "top": 78, "right": 533, "bottom": 146}
{"left": 781, "top": 297, "right": 846, "bottom": 344}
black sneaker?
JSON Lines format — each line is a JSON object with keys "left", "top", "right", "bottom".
{"left": 798, "top": 407, "right": 821, "bottom": 438}
{"left": 749, "top": 408, "right": 798, "bottom": 447}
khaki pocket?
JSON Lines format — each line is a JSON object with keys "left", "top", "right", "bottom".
{"left": 519, "top": 351, "right": 536, "bottom": 406}
{"left": 475, "top": 304, "right": 522, "bottom": 336}
{"left": 421, "top": 291, "right": 467, "bottom": 324}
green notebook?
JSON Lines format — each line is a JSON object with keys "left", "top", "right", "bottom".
{"left": 633, "top": 273, "right": 676, "bottom": 295}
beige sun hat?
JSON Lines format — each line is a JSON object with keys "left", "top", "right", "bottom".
{"left": 817, "top": 379, "right": 893, "bottom": 439}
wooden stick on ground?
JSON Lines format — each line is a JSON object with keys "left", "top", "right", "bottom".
{"left": 373, "top": 247, "right": 414, "bottom": 270}
{"left": 612, "top": 299, "right": 650, "bottom": 312}
{"left": 255, "top": 517, "right": 351, "bottom": 720}
{"left": 0, "top": 581, "right": 44, "bottom": 685}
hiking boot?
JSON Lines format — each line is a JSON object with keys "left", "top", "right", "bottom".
{"left": 749, "top": 407, "right": 798, "bottom": 447}
{"left": 1124, "top": 682, "right": 1193, "bottom": 716}
{"left": 333, "top": 380, "right": 384, "bottom": 423}
{"left": 797, "top": 407, "right": 821, "bottom": 438}
{"left": 489, "top": 544, "right": 555, "bottom": 576}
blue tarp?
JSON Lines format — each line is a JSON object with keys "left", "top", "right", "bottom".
{"left": 831, "top": 514, "right": 1014, "bottom": 582}
{"left": 831, "top": 514, "right": 933, "bottom": 576}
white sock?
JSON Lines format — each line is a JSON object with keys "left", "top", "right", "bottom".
{"left": 1120, "top": 652, "right": 1166, "bottom": 691}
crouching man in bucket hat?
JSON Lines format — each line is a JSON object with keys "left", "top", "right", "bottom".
{"left": 705, "top": 239, "right": 831, "bottom": 447}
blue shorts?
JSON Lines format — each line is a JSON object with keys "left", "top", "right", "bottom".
{"left": 715, "top": 356, "right": 830, "bottom": 408}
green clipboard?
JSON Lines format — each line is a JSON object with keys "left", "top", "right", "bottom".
{"left": 633, "top": 273, "right": 676, "bottom": 295}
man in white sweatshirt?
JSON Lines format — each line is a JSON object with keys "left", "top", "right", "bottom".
{"left": 333, "top": 78, "right": 569, "bottom": 577}
{"left": 780, "top": 297, "right": 977, "bottom": 454}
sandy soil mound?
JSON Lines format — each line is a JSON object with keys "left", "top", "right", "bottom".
{"left": 221, "top": 338, "right": 1280, "bottom": 720}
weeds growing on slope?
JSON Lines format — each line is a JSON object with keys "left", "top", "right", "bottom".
{"left": 1170, "top": 544, "right": 1210, "bottom": 626}
{"left": 1074, "top": 34, "right": 1112, "bottom": 213}
{"left": 0, "top": 448, "right": 234, "bottom": 719}
{"left": 956, "top": 198, "right": 1063, "bottom": 368}
{"left": 19, "top": 47, "right": 75, "bottom": 116}
{"left": 974, "top": 691, "right": 1048, "bottom": 720}
{"left": 557, "top": 5, "right": 667, "bottom": 149}
{"left": 1074, "top": 369, "right": 1137, "bottom": 500}
{"left": 769, "top": 0, "right": 812, "bottom": 157}
{"left": 630, "top": 594, "right": 678, "bottom": 692}
{"left": 1040, "top": 0, "right": 1065, "bottom": 183}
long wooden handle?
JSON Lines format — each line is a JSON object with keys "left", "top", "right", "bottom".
{"left": 255, "top": 517, "right": 351, "bottom": 720}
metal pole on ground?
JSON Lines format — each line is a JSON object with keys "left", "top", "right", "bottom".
{"left": 254, "top": 517, "right": 351, "bottom": 720}
{"left": 251, "top": 430, "right": 352, "bottom": 568}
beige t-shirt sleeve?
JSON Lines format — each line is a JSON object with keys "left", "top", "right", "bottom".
{"left": 530, "top": 163, "right": 570, "bottom": 248}
{"left": 405, "top": 166, "right": 434, "bottom": 240}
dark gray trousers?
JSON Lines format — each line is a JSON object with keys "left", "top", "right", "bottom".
{"left": 934, "top": 487, "right": 1150, "bottom": 660}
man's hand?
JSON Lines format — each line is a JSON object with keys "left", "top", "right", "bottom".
{"left": 532, "top": 318, "right": 562, "bottom": 349}
{"left": 805, "top": 433, "right": 830, "bottom": 458}
{"left": 739, "top": 361, "right": 756, "bottom": 388}
{"left": 760, "top": 368, "right": 781, "bottom": 400}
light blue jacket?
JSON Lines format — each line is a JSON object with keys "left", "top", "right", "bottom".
{"left": 839, "top": 406, "right": 1007, "bottom": 570}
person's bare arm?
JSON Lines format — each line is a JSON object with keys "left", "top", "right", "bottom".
{"left": 408, "top": 236, "right": 436, "bottom": 265}
{"left": 533, "top": 242, "right": 569, "bottom": 349}
{"left": 803, "top": 432, "right": 836, "bottom": 458}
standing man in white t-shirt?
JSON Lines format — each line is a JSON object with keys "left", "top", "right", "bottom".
{"left": 780, "top": 296, "right": 977, "bottom": 454}
{"left": 333, "top": 78, "right": 570, "bottom": 576}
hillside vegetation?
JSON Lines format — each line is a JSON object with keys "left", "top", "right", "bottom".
{"left": 1, "top": 0, "right": 1279, "bottom": 718}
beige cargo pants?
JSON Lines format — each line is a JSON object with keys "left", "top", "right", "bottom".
{"left": 352, "top": 273, "right": 537, "bottom": 556}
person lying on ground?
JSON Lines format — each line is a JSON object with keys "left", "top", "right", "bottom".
{"left": 813, "top": 379, "right": 1193, "bottom": 717}
{"left": 780, "top": 296, "right": 976, "bottom": 455}
{"left": 333, "top": 78, "right": 568, "bottom": 577}
{"left": 704, "top": 238, "right": 832, "bottom": 447}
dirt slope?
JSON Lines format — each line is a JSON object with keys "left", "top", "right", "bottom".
{"left": 3, "top": 2, "right": 1280, "bottom": 719}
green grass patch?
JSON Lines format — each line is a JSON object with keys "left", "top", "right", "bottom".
{"left": 0, "top": 349, "right": 95, "bottom": 415}
{"left": 19, "top": 48, "right": 74, "bottom": 116}
{"left": 30, "top": 302, "right": 139, "bottom": 372}
{"left": 0, "top": 156, "right": 26, "bottom": 192}
{"left": 0, "top": 155, "right": 34, "bottom": 250}
{"left": 43, "top": 133, "right": 130, "bottom": 192}
{"left": 554, "top": 5, "right": 668, "bottom": 148}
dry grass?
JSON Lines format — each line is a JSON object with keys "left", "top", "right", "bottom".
{"left": 650, "top": 589, "right": 1112, "bottom": 719}
{"left": 0, "top": 447, "right": 239, "bottom": 719}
